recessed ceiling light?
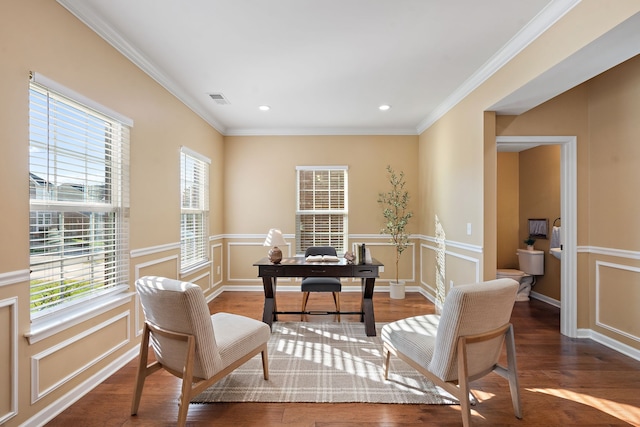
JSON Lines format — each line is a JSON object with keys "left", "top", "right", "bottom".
{"left": 379, "top": 104, "right": 391, "bottom": 111}
{"left": 259, "top": 105, "right": 270, "bottom": 111}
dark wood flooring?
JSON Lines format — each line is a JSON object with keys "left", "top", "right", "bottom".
{"left": 46, "top": 291, "right": 640, "bottom": 426}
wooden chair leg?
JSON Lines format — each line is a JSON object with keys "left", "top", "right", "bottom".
{"left": 177, "top": 336, "right": 196, "bottom": 427}
{"left": 333, "top": 292, "right": 341, "bottom": 322}
{"left": 505, "top": 325, "right": 523, "bottom": 419}
{"left": 382, "top": 345, "right": 392, "bottom": 380}
{"left": 261, "top": 345, "right": 270, "bottom": 380}
{"left": 457, "top": 337, "right": 472, "bottom": 427}
{"left": 301, "top": 292, "right": 310, "bottom": 320}
{"left": 131, "top": 324, "right": 151, "bottom": 415}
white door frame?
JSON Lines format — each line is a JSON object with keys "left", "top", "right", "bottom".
{"left": 496, "top": 135, "right": 577, "bottom": 338}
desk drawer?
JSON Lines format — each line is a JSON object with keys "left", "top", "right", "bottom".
{"left": 259, "top": 265, "right": 284, "bottom": 276}
{"left": 286, "top": 265, "right": 348, "bottom": 277}
{"left": 353, "top": 265, "right": 378, "bottom": 277}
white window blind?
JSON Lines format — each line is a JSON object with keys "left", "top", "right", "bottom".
{"left": 28, "top": 79, "right": 130, "bottom": 319}
{"left": 296, "top": 166, "right": 348, "bottom": 254}
{"left": 180, "top": 147, "right": 210, "bottom": 271}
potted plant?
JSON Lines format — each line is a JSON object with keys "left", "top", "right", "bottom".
{"left": 378, "top": 165, "right": 413, "bottom": 299}
{"left": 524, "top": 236, "right": 536, "bottom": 251}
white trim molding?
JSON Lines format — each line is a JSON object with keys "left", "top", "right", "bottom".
{"left": 418, "top": 234, "right": 483, "bottom": 253}
{"left": 417, "top": 0, "right": 580, "bottom": 133}
{"left": 0, "top": 269, "right": 29, "bottom": 288}
{"left": 130, "top": 242, "right": 180, "bottom": 258}
{"left": 31, "top": 311, "right": 131, "bottom": 403}
{"left": 595, "top": 260, "right": 640, "bottom": 344}
{"left": 26, "top": 292, "right": 133, "bottom": 345}
{"left": 577, "top": 329, "right": 640, "bottom": 362}
{"left": 24, "top": 346, "right": 139, "bottom": 426}
{"left": 419, "top": 241, "right": 481, "bottom": 295}
{"left": 349, "top": 241, "right": 416, "bottom": 284}
{"left": 497, "top": 135, "right": 578, "bottom": 338}
{"left": 0, "top": 297, "right": 18, "bottom": 424}
{"left": 210, "top": 242, "right": 223, "bottom": 289}
{"left": 226, "top": 241, "right": 293, "bottom": 283}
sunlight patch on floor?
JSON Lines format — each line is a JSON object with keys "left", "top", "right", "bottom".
{"left": 528, "top": 387, "right": 640, "bottom": 425}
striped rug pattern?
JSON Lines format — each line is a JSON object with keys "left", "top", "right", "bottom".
{"left": 191, "top": 321, "right": 456, "bottom": 404}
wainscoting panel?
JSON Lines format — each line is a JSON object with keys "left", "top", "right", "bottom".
{"left": 30, "top": 311, "right": 130, "bottom": 404}
{"left": 0, "top": 297, "right": 18, "bottom": 424}
{"left": 186, "top": 271, "right": 211, "bottom": 291}
{"left": 134, "top": 255, "right": 179, "bottom": 281}
{"left": 595, "top": 260, "right": 640, "bottom": 343}
{"left": 350, "top": 242, "right": 416, "bottom": 284}
{"left": 211, "top": 242, "right": 223, "bottom": 287}
{"left": 420, "top": 240, "right": 481, "bottom": 295}
{"left": 227, "top": 241, "right": 293, "bottom": 284}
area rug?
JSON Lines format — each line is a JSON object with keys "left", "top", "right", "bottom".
{"left": 191, "top": 322, "right": 457, "bottom": 404}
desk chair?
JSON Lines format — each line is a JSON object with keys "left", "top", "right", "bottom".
{"left": 301, "top": 246, "right": 342, "bottom": 321}
{"left": 381, "top": 278, "right": 522, "bottom": 427}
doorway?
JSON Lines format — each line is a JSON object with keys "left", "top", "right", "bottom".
{"left": 496, "top": 136, "right": 577, "bottom": 338}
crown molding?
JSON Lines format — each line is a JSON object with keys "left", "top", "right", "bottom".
{"left": 58, "top": 0, "right": 580, "bottom": 137}
{"left": 416, "top": 0, "right": 581, "bottom": 134}
{"left": 224, "top": 127, "right": 419, "bottom": 136}
{"left": 56, "top": 0, "right": 228, "bottom": 135}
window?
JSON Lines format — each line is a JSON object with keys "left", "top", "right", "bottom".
{"left": 28, "top": 75, "right": 130, "bottom": 319}
{"left": 180, "top": 147, "right": 210, "bottom": 271}
{"left": 296, "top": 166, "right": 348, "bottom": 254}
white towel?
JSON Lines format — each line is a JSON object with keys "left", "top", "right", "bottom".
{"left": 551, "top": 226, "right": 561, "bottom": 249}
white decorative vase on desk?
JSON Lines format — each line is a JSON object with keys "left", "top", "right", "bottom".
{"left": 390, "top": 280, "right": 406, "bottom": 299}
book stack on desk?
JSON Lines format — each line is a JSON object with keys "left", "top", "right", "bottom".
{"left": 305, "top": 254, "right": 340, "bottom": 262}
{"left": 355, "top": 244, "right": 372, "bottom": 264}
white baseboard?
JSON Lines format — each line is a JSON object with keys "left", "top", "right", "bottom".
{"left": 21, "top": 347, "right": 139, "bottom": 427}
{"left": 221, "top": 285, "right": 423, "bottom": 293}
{"left": 577, "top": 328, "right": 640, "bottom": 362}
{"left": 529, "top": 291, "right": 561, "bottom": 308}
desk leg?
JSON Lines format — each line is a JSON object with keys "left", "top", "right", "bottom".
{"left": 361, "top": 277, "right": 376, "bottom": 336}
{"left": 261, "top": 276, "right": 277, "bottom": 329}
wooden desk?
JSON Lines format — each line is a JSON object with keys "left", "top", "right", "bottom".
{"left": 254, "top": 257, "right": 383, "bottom": 336}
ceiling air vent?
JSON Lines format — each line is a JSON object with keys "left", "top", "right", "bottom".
{"left": 208, "top": 93, "right": 230, "bottom": 105}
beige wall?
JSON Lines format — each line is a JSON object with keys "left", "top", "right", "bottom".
{"left": 497, "top": 54, "right": 640, "bottom": 345}
{"left": 2, "top": 0, "right": 640, "bottom": 425}
{"left": 418, "top": 0, "right": 640, "bottom": 352}
{"left": 222, "top": 135, "right": 419, "bottom": 287}
{"left": 0, "top": 2, "right": 223, "bottom": 425}
{"left": 224, "top": 135, "right": 418, "bottom": 235}
{"left": 497, "top": 152, "right": 520, "bottom": 268}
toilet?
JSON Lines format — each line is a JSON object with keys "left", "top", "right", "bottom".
{"left": 497, "top": 248, "right": 544, "bottom": 301}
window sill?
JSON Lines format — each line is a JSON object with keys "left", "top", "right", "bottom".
{"left": 180, "top": 260, "right": 212, "bottom": 277}
{"left": 25, "top": 290, "right": 134, "bottom": 345}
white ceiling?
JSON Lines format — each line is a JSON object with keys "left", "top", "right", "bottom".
{"left": 57, "top": 1, "right": 639, "bottom": 136}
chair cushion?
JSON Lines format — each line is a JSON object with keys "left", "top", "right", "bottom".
{"left": 381, "top": 314, "right": 440, "bottom": 371}
{"left": 211, "top": 312, "right": 271, "bottom": 369}
{"left": 301, "top": 276, "right": 342, "bottom": 292}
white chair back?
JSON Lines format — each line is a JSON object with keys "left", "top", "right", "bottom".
{"left": 135, "top": 276, "right": 223, "bottom": 379}
{"left": 429, "top": 278, "right": 518, "bottom": 381}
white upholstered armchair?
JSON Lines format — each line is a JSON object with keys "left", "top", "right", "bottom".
{"left": 381, "top": 278, "right": 522, "bottom": 427}
{"left": 132, "top": 276, "right": 270, "bottom": 426}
